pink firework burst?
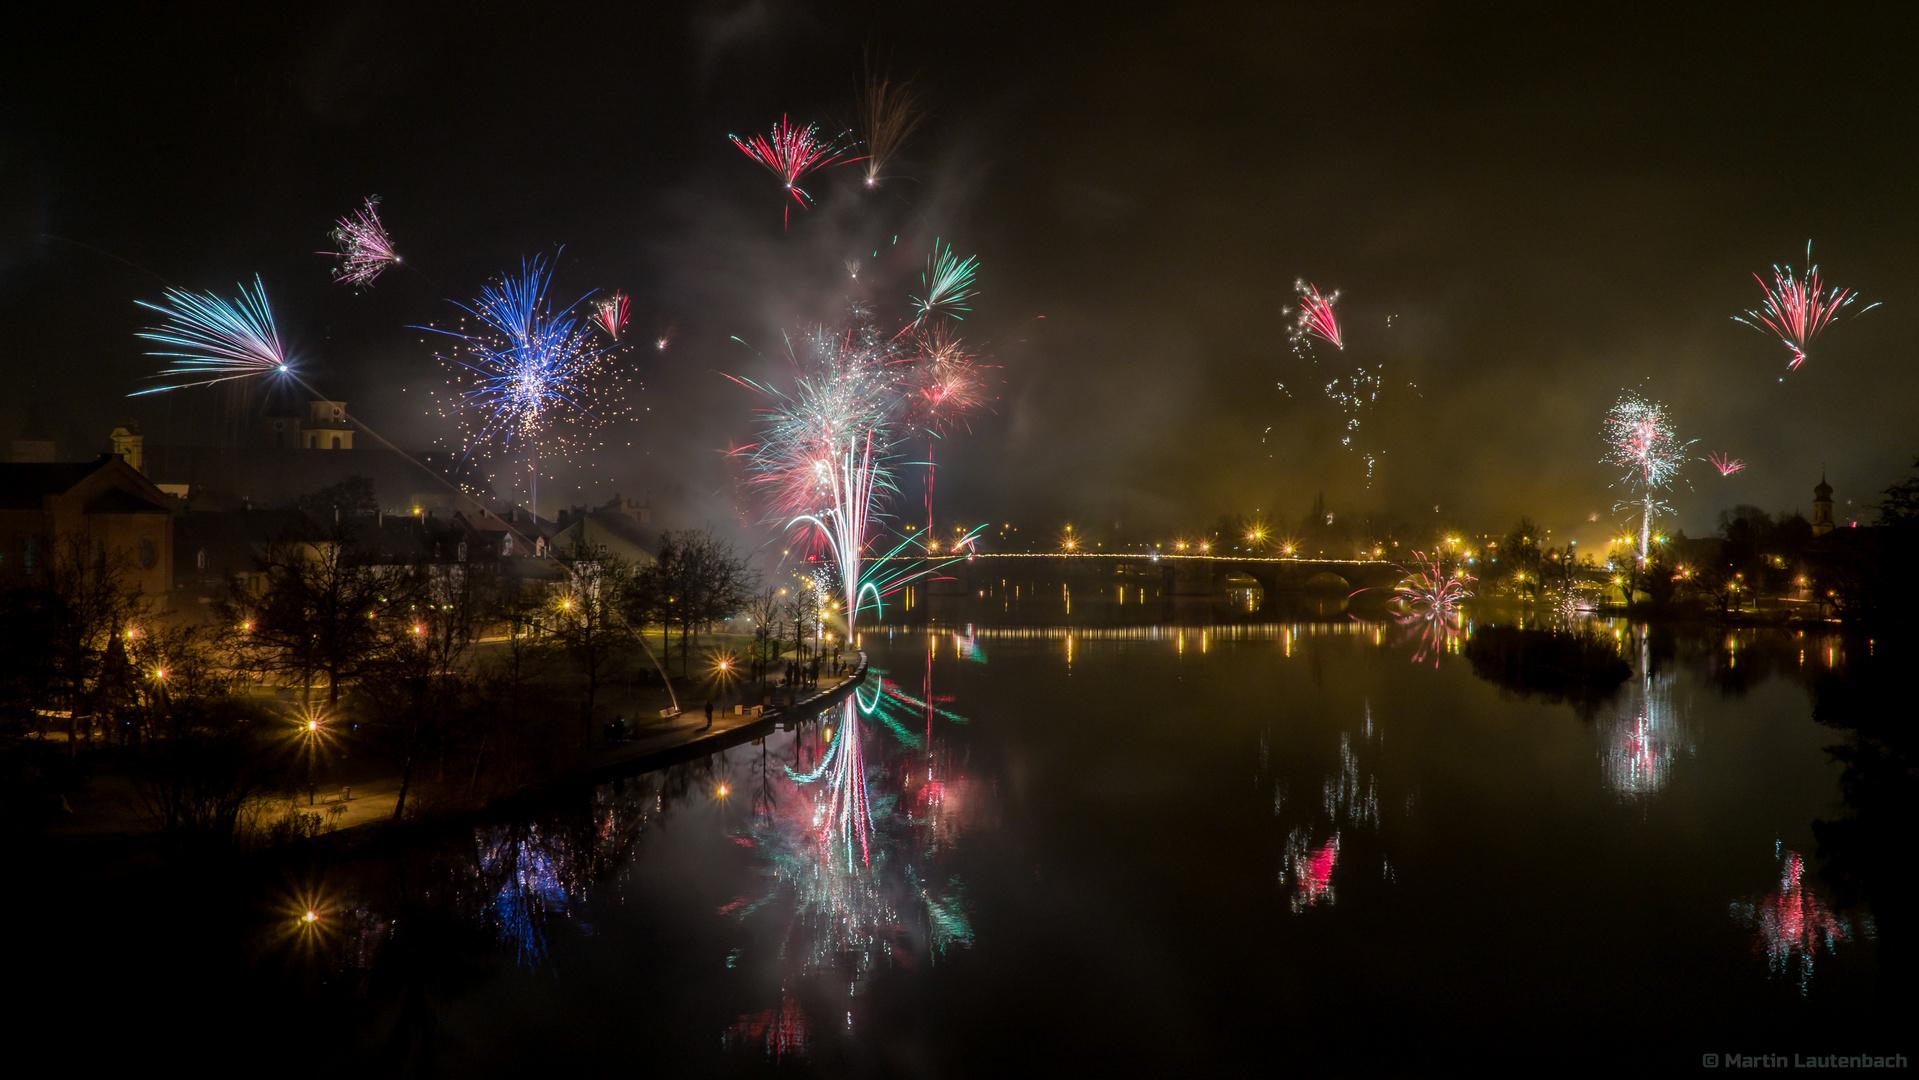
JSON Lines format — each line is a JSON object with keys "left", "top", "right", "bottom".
{"left": 1734, "top": 243, "right": 1879, "bottom": 373}
{"left": 728, "top": 117, "right": 853, "bottom": 227}
{"left": 900, "top": 326, "right": 988, "bottom": 435}
{"left": 324, "top": 196, "right": 401, "bottom": 288}
{"left": 1710, "top": 452, "right": 1746, "bottom": 476}
{"left": 593, "top": 292, "right": 629, "bottom": 339}
{"left": 1289, "top": 279, "right": 1342, "bottom": 350}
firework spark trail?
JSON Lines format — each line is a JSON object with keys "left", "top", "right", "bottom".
{"left": 1394, "top": 549, "right": 1474, "bottom": 666}
{"left": 1734, "top": 243, "right": 1879, "bottom": 374}
{"left": 593, "top": 292, "right": 629, "bottom": 339}
{"left": 905, "top": 241, "right": 978, "bottom": 331}
{"left": 898, "top": 326, "right": 988, "bottom": 536}
{"left": 857, "top": 69, "right": 924, "bottom": 187}
{"left": 740, "top": 326, "right": 906, "bottom": 631}
{"left": 1710, "top": 452, "right": 1747, "bottom": 476}
{"left": 323, "top": 196, "right": 402, "bottom": 288}
{"left": 1290, "top": 279, "right": 1343, "bottom": 350}
{"left": 1396, "top": 549, "right": 1475, "bottom": 613}
{"left": 424, "top": 256, "right": 626, "bottom": 510}
{"left": 132, "top": 276, "right": 292, "bottom": 396}
{"left": 899, "top": 326, "right": 988, "bottom": 433}
{"left": 1602, "top": 392, "right": 1695, "bottom": 563}
{"left": 728, "top": 116, "right": 853, "bottom": 227}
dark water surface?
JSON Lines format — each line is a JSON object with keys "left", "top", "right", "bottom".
{"left": 27, "top": 612, "right": 1914, "bottom": 1074}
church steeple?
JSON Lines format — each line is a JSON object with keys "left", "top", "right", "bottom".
{"left": 1811, "top": 470, "right": 1834, "bottom": 537}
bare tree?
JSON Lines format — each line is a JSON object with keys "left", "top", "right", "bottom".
{"left": 243, "top": 526, "right": 413, "bottom": 707}
{"left": 552, "top": 533, "right": 635, "bottom": 741}
{"left": 651, "top": 529, "right": 759, "bottom": 677}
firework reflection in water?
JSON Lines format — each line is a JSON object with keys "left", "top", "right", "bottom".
{"left": 1729, "top": 846, "right": 1858, "bottom": 994}
{"left": 1395, "top": 549, "right": 1474, "bottom": 667}
{"left": 725, "top": 692, "right": 976, "bottom": 1055}
{"left": 1602, "top": 634, "right": 1690, "bottom": 798}
{"left": 1274, "top": 704, "right": 1395, "bottom": 912}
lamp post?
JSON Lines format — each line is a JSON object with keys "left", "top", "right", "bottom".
{"left": 303, "top": 715, "right": 321, "bottom": 806}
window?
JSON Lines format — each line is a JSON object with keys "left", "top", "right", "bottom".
{"left": 330, "top": 436, "right": 341, "bottom": 450}
{"left": 197, "top": 548, "right": 208, "bottom": 570}
{"left": 138, "top": 539, "right": 157, "bottom": 569}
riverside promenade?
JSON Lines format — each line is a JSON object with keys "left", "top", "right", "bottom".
{"left": 46, "top": 654, "right": 871, "bottom": 845}
{"left": 585, "top": 651, "right": 869, "bottom": 782}
{"left": 293, "top": 652, "right": 871, "bottom": 833}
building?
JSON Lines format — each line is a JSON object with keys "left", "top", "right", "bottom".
{"left": 0, "top": 454, "right": 175, "bottom": 595}
{"left": 303, "top": 399, "right": 354, "bottom": 450}
{"left": 11, "top": 402, "right": 57, "bottom": 463}
{"left": 1811, "top": 473, "right": 1835, "bottom": 538}
{"left": 551, "top": 498, "right": 659, "bottom": 566}
{"left": 110, "top": 424, "right": 144, "bottom": 473}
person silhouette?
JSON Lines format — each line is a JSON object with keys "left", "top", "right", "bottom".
{"left": 703, "top": 700, "right": 714, "bottom": 730}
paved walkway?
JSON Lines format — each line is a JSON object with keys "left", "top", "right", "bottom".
{"left": 45, "top": 657, "right": 868, "bottom": 844}
{"left": 586, "top": 659, "right": 866, "bottom": 781}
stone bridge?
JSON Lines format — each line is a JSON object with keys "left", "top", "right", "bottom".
{"left": 906, "top": 552, "right": 1405, "bottom": 597}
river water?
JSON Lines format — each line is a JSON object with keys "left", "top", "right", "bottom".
{"left": 29, "top": 603, "right": 1913, "bottom": 1074}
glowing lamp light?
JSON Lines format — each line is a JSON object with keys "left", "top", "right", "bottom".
{"left": 307, "top": 720, "right": 319, "bottom": 732}
{"left": 303, "top": 911, "right": 319, "bottom": 923}
{"left": 717, "top": 784, "right": 729, "bottom": 797}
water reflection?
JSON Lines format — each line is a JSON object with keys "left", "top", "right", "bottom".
{"left": 722, "top": 651, "right": 984, "bottom": 1060}
{"left": 475, "top": 823, "right": 580, "bottom": 966}
{"left": 167, "top": 613, "right": 1905, "bottom": 1071}
{"left": 1731, "top": 846, "right": 1858, "bottom": 994}
{"left": 1272, "top": 704, "right": 1395, "bottom": 913}
{"left": 1601, "top": 632, "right": 1692, "bottom": 798}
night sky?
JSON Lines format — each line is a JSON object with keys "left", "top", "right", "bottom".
{"left": 5, "top": 2, "right": 1916, "bottom": 550}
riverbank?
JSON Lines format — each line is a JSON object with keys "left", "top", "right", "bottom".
{"left": 33, "top": 654, "right": 870, "bottom": 874}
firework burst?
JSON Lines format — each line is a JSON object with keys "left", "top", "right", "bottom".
{"left": 1710, "top": 452, "right": 1746, "bottom": 477}
{"left": 592, "top": 292, "right": 629, "bottom": 339}
{"left": 425, "top": 256, "right": 629, "bottom": 509}
{"left": 906, "top": 240, "right": 979, "bottom": 330}
{"left": 132, "top": 276, "right": 292, "bottom": 396}
{"left": 900, "top": 326, "right": 988, "bottom": 434}
{"left": 898, "top": 325, "right": 990, "bottom": 537}
{"left": 323, "top": 197, "right": 402, "bottom": 288}
{"left": 739, "top": 326, "right": 906, "bottom": 630}
{"left": 728, "top": 116, "right": 852, "bottom": 227}
{"left": 856, "top": 69, "right": 924, "bottom": 187}
{"left": 1290, "top": 280, "right": 1343, "bottom": 350}
{"left": 1394, "top": 549, "right": 1474, "bottom": 667}
{"left": 1734, "top": 243, "right": 1879, "bottom": 374}
{"left": 1602, "top": 392, "right": 1695, "bottom": 564}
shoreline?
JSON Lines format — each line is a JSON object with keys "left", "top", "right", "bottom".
{"left": 32, "top": 654, "right": 871, "bottom": 876}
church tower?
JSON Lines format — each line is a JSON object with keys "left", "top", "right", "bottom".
{"left": 1811, "top": 472, "right": 1834, "bottom": 537}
